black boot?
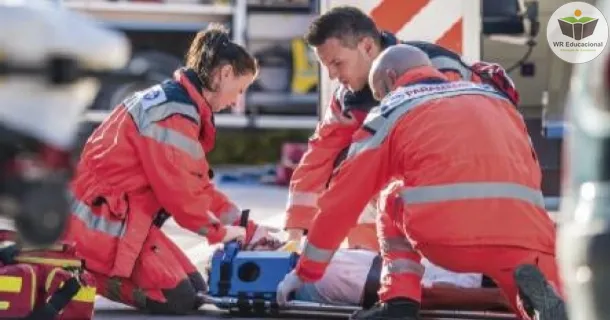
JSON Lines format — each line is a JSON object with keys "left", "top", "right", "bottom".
{"left": 514, "top": 264, "right": 568, "bottom": 320}
{"left": 350, "top": 298, "right": 420, "bottom": 320}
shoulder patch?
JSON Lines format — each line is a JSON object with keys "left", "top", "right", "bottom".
{"left": 139, "top": 85, "right": 167, "bottom": 110}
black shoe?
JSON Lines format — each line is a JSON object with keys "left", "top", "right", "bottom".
{"left": 350, "top": 298, "right": 420, "bottom": 320}
{"left": 514, "top": 264, "right": 568, "bottom": 320}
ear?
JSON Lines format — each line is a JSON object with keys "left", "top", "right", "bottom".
{"left": 359, "top": 36, "right": 375, "bottom": 56}
{"left": 386, "top": 69, "right": 398, "bottom": 88}
{"left": 220, "top": 64, "right": 233, "bottom": 79}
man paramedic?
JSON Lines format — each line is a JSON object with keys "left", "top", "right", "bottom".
{"left": 284, "top": 6, "right": 520, "bottom": 252}
{"left": 277, "top": 45, "right": 566, "bottom": 320}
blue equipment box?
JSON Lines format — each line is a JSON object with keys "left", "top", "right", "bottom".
{"left": 208, "top": 241, "right": 299, "bottom": 301}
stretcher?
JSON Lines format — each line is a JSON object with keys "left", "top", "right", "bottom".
{"left": 205, "top": 212, "right": 518, "bottom": 319}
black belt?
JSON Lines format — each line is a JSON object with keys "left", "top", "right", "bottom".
{"left": 153, "top": 210, "right": 171, "bottom": 228}
{"left": 361, "top": 255, "right": 382, "bottom": 309}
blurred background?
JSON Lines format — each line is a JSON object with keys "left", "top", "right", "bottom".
{"left": 68, "top": 0, "right": 571, "bottom": 206}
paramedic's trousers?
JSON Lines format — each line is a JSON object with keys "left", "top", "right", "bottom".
{"left": 377, "top": 212, "right": 561, "bottom": 320}
{"left": 91, "top": 227, "right": 206, "bottom": 315}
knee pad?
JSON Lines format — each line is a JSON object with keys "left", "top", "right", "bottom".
{"left": 145, "top": 279, "right": 198, "bottom": 315}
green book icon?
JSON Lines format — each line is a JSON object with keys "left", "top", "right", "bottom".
{"left": 558, "top": 14, "right": 598, "bottom": 40}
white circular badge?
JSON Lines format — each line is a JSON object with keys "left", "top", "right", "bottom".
{"left": 547, "top": 1, "right": 609, "bottom": 64}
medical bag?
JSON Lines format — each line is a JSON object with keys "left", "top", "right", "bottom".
{"left": 0, "top": 231, "right": 97, "bottom": 319}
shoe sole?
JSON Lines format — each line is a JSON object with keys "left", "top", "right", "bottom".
{"left": 514, "top": 264, "right": 568, "bottom": 320}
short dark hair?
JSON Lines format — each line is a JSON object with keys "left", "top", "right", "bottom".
{"left": 304, "top": 6, "right": 381, "bottom": 48}
{"left": 185, "top": 23, "right": 258, "bottom": 90}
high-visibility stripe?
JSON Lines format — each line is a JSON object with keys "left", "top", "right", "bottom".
{"left": 302, "top": 240, "right": 335, "bottom": 263}
{"left": 400, "top": 182, "right": 545, "bottom": 208}
{"left": 68, "top": 192, "right": 126, "bottom": 238}
{"left": 197, "top": 227, "right": 209, "bottom": 237}
{"left": 287, "top": 191, "right": 318, "bottom": 208}
{"left": 106, "top": 278, "right": 122, "bottom": 303}
{"left": 15, "top": 256, "right": 82, "bottom": 268}
{"left": 73, "top": 286, "right": 97, "bottom": 303}
{"left": 381, "top": 237, "right": 415, "bottom": 253}
{"left": 370, "top": 0, "right": 430, "bottom": 33}
{"left": 349, "top": 82, "right": 508, "bottom": 158}
{"left": 126, "top": 97, "right": 203, "bottom": 159}
{"left": 139, "top": 123, "right": 204, "bottom": 160}
{"left": 0, "top": 276, "right": 22, "bottom": 293}
{"left": 132, "top": 287, "right": 147, "bottom": 309}
{"left": 436, "top": 18, "right": 463, "bottom": 54}
{"left": 219, "top": 206, "right": 241, "bottom": 225}
{"left": 382, "top": 258, "right": 425, "bottom": 277}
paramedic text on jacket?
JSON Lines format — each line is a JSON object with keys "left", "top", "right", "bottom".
{"left": 284, "top": 6, "right": 521, "bottom": 252}
{"left": 62, "top": 24, "right": 277, "bottom": 315}
{"left": 289, "top": 56, "right": 561, "bottom": 319}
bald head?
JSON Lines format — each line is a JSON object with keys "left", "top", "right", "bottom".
{"left": 368, "top": 44, "right": 432, "bottom": 100}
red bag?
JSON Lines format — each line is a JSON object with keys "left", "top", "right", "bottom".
{"left": 0, "top": 231, "right": 97, "bottom": 319}
{"left": 43, "top": 267, "right": 96, "bottom": 320}
{"left": 0, "top": 264, "right": 38, "bottom": 318}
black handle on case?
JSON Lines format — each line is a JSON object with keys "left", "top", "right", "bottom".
{"left": 240, "top": 209, "right": 250, "bottom": 227}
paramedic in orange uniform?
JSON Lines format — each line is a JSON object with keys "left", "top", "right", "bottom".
{"left": 284, "top": 6, "right": 521, "bottom": 252}
{"left": 63, "top": 24, "right": 279, "bottom": 315}
{"left": 277, "top": 45, "right": 567, "bottom": 320}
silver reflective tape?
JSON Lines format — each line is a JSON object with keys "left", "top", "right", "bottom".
{"left": 68, "top": 193, "right": 126, "bottom": 238}
{"left": 219, "top": 206, "right": 241, "bottom": 225}
{"left": 197, "top": 227, "right": 209, "bottom": 236}
{"left": 348, "top": 83, "right": 509, "bottom": 158}
{"left": 302, "top": 240, "right": 335, "bottom": 263}
{"left": 287, "top": 191, "right": 319, "bottom": 207}
{"left": 382, "top": 258, "right": 425, "bottom": 277}
{"left": 400, "top": 182, "right": 545, "bottom": 208}
{"left": 381, "top": 236, "right": 415, "bottom": 253}
{"left": 127, "top": 100, "right": 200, "bottom": 130}
{"left": 140, "top": 123, "right": 204, "bottom": 160}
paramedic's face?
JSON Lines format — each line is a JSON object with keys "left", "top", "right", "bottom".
{"left": 210, "top": 65, "right": 255, "bottom": 112}
{"left": 314, "top": 37, "right": 375, "bottom": 92}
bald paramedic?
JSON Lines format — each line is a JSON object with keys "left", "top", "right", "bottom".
{"left": 284, "top": 6, "right": 521, "bottom": 252}
{"left": 277, "top": 45, "right": 566, "bottom": 320}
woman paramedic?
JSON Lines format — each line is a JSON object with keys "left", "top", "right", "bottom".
{"left": 63, "top": 24, "right": 279, "bottom": 315}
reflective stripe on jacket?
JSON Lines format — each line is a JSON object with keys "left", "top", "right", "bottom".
{"left": 64, "top": 69, "right": 241, "bottom": 277}
{"left": 295, "top": 66, "right": 554, "bottom": 282}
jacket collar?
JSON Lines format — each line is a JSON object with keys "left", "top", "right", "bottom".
{"left": 173, "top": 68, "right": 213, "bottom": 118}
{"left": 173, "top": 68, "right": 216, "bottom": 152}
{"left": 380, "top": 31, "right": 399, "bottom": 49}
{"left": 394, "top": 66, "right": 449, "bottom": 88}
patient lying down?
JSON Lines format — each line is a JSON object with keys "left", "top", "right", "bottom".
{"left": 292, "top": 249, "right": 510, "bottom": 311}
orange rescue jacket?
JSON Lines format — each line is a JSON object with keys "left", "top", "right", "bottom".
{"left": 64, "top": 69, "right": 249, "bottom": 277}
{"left": 285, "top": 34, "right": 519, "bottom": 241}
{"left": 295, "top": 66, "right": 554, "bottom": 282}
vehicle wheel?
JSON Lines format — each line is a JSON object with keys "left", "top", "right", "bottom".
{"left": 14, "top": 179, "right": 69, "bottom": 247}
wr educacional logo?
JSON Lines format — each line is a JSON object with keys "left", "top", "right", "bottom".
{"left": 547, "top": 2, "right": 608, "bottom": 64}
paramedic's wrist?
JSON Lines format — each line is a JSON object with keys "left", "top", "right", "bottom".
{"left": 286, "top": 228, "right": 305, "bottom": 241}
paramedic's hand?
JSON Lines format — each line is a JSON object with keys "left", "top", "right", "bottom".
{"left": 221, "top": 225, "right": 247, "bottom": 243}
{"left": 245, "top": 225, "right": 283, "bottom": 251}
{"left": 276, "top": 270, "right": 303, "bottom": 306}
{"left": 286, "top": 228, "right": 305, "bottom": 242}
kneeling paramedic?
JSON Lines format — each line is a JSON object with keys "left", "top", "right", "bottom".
{"left": 284, "top": 6, "right": 521, "bottom": 252}
{"left": 277, "top": 45, "right": 566, "bottom": 320}
{"left": 63, "top": 24, "right": 279, "bottom": 315}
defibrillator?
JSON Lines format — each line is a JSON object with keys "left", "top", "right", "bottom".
{"left": 207, "top": 210, "right": 299, "bottom": 314}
